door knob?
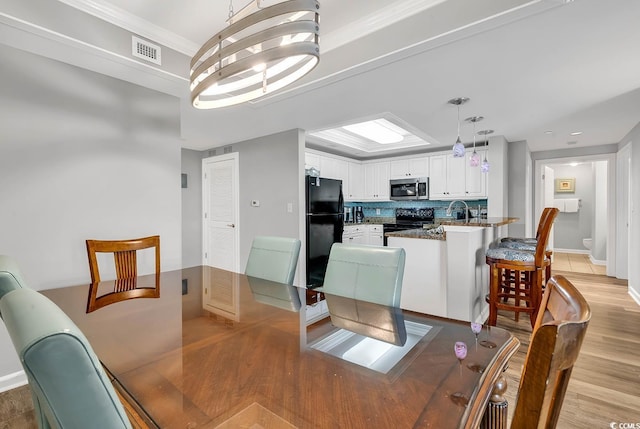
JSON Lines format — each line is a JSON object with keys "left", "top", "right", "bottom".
{"left": 227, "top": 224, "right": 235, "bottom": 228}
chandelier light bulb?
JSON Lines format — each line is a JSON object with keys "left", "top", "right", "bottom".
{"left": 470, "top": 150, "right": 480, "bottom": 167}
{"left": 448, "top": 97, "right": 469, "bottom": 158}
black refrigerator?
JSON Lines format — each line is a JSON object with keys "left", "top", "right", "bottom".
{"left": 306, "top": 176, "right": 344, "bottom": 289}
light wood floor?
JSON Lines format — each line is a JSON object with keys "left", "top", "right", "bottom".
{"left": 498, "top": 269, "right": 640, "bottom": 428}
{"left": 552, "top": 251, "right": 607, "bottom": 275}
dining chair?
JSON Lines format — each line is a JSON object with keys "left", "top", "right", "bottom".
{"left": 0, "top": 285, "right": 132, "bottom": 428}
{"left": 244, "top": 236, "right": 301, "bottom": 285}
{"left": 499, "top": 274, "right": 591, "bottom": 428}
{"left": 485, "top": 208, "right": 559, "bottom": 327}
{"left": 86, "top": 235, "right": 160, "bottom": 289}
{"left": 321, "top": 243, "right": 407, "bottom": 345}
{"left": 0, "top": 254, "right": 27, "bottom": 299}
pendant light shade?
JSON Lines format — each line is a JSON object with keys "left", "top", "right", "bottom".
{"left": 478, "top": 129, "right": 494, "bottom": 173}
{"left": 448, "top": 97, "right": 469, "bottom": 158}
{"left": 190, "top": 0, "right": 320, "bottom": 109}
{"left": 465, "top": 116, "right": 483, "bottom": 167}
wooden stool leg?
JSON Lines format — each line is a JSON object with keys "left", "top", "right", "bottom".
{"left": 489, "top": 264, "right": 499, "bottom": 326}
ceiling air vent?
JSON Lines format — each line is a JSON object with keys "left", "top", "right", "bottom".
{"left": 132, "top": 36, "right": 161, "bottom": 65}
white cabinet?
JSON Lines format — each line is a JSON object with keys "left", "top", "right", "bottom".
{"left": 305, "top": 152, "right": 321, "bottom": 171}
{"left": 389, "top": 157, "right": 429, "bottom": 179}
{"left": 320, "top": 157, "right": 348, "bottom": 183}
{"left": 366, "top": 224, "right": 384, "bottom": 246}
{"left": 342, "top": 224, "right": 366, "bottom": 244}
{"left": 429, "top": 152, "right": 487, "bottom": 200}
{"left": 346, "top": 161, "right": 363, "bottom": 201}
{"left": 363, "top": 161, "right": 390, "bottom": 200}
{"left": 465, "top": 149, "right": 487, "bottom": 198}
{"left": 343, "top": 224, "right": 383, "bottom": 246}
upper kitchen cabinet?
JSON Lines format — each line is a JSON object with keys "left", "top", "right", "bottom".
{"left": 389, "top": 157, "right": 429, "bottom": 179}
{"left": 346, "top": 161, "right": 363, "bottom": 201}
{"left": 465, "top": 148, "right": 487, "bottom": 198}
{"left": 305, "top": 152, "right": 321, "bottom": 171}
{"left": 429, "top": 151, "right": 487, "bottom": 200}
{"left": 320, "top": 156, "right": 348, "bottom": 183}
{"left": 363, "top": 161, "right": 390, "bottom": 200}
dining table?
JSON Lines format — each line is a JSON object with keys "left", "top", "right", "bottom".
{"left": 41, "top": 265, "right": 520, "bottom": 429}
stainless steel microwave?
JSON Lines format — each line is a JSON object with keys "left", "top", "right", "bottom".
{"left": 389, "top": 177, "right": 429, "bottom": 200}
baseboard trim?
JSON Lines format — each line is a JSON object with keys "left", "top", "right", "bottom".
{"left": 0, "top": 370, "right": 27, "bottom": 393}
{"left": 589, "top": 255, "right": 606, "bottom": 266}
{"left": 554, "top": 248, "right": 590, "bottom": 255}
{"left": 629, "top": 286, "right": 640, "bottom": 307}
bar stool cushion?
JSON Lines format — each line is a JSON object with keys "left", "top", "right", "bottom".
{"left": 486, "top": 247, "right": 535, "bottom": 263}
{"left": 501, "top": 237, "right": 537, "bottom": 245}
{"left": 498, "top": 240, "right": 537, "bottom": 252}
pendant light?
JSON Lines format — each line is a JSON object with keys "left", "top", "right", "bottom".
{"left": 190, "top": 0, "right": 320, "bottom": 109}
{"left": 465, "top": 116, "right": 483, "bottom": 167}
{"left": 477, "top": 129, "right": 493, "bottom": 173}
{"left": 448, "top": 97, "right": 469, "bottom": 157}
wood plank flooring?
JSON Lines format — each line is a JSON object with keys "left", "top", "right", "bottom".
{"left": 498, "top": 268, "right": 640, "bottom": 428}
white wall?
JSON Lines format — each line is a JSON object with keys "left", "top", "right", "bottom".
{"left": 593, "top": 161, "right": 608, "bottom": 262}
{"left": 0, "top": 45, "right": 182, "bottom": 389}
{"left": 619, "top": 121, "right": 640, "bottom": 303}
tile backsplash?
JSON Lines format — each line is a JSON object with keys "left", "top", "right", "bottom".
{"left": 345, "top": 199, "right": 487, "bottom": 220}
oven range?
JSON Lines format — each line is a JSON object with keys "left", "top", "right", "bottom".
{"left": 383, "top": 208, "right": 435, "bottom": 246}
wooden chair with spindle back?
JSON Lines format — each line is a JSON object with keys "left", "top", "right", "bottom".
{"left": 86, "top": 235, "right": 160, "bottom": 291}
{"left": 511, "top": 274, "right": 591, "bottom": 428}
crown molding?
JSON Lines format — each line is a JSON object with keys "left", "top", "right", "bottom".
{"left": 56, "top": 0, "right": 200, "bottom": 55}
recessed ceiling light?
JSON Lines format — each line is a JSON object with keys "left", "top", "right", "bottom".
{"left": 544, "top": 130, "right": 554, "bottom": 135}
{"left": 569, "top": 162, "right": 579, "bottom": 167}
{"left": 343, "top": 119, "right": 405, "bottom": 144}
{"left": 570, "top": 131, "right": 583, "bottom": 136}
{"left": 307, "top": 114, "right": 434, "bottom": 154}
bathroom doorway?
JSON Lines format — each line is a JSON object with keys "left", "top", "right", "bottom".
{"left": 534, "top": 153, "right": 617, "bottom": 277}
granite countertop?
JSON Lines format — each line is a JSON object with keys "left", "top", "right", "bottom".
{"left": 385, "top": 225, "right": 446, "bottom": 241}
{"left": 435, "top": 217, "right": 519, "bottom": 227}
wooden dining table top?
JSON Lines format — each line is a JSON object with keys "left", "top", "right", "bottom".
{"left": 41, "top": 265, "right": 519, "bottom": 429}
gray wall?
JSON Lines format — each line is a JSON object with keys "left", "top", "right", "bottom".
{"left": 550, "top": 164, "right": 594, "bottom": 251}
{"left": 0, "top": 45, "right": 182, "bottom": 389}
{"left": 235, "top": 129, "right": 303, "bottom": 270}
{"left": 508, "top": 141, "right": 530, "bottom": 238}
{"left": 181, "top": 149, "right": 204, "bottom": 268}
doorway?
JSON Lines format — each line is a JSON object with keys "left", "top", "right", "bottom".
{"left": 535, "top": 153, "right": 617, "bottom": 277}
{"left": 202, "top": 153, "right": 240, "bottom": 272}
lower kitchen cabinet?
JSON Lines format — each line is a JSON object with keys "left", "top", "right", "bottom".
{"left": 343, "top": 224, "right": 383, "bottom": 246}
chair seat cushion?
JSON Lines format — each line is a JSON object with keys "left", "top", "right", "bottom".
{"left": 498, "top": 241, "right": 536, "bottom": 251}
{"left": 501, "top": 237, "right": 537, "bottom": 245}
{"left": 486, "top": 247, "right": 535, "bottom": 262}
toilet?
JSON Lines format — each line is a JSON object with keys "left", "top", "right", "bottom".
{"left": 582, "top": 238, "right": 593, "bottom": 250}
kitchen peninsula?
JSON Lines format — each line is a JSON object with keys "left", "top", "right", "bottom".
{"left": 387, "top": 217, "right": 518, "bottom": 323}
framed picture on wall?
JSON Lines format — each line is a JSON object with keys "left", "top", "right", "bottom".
{"left": 555, "top": 178, "right": 575, "bottom": 193}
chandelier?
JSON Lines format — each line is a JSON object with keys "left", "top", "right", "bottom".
{"left": 190, "top": 0, "right": 320, "bottom": 109}
{"left": 448, "top": 97, "right": 469, "bottom": 157}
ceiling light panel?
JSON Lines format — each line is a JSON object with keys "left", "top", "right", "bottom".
{"left": 307, "top": 115, "right": 433, "bottom": 154}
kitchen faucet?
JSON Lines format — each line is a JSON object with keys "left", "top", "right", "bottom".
{"left": 446, "top": 200, "right": 469, "bottom": 223}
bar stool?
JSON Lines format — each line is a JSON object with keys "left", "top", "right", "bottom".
{"left": 485, "top": 208, "right": 559, "bottom": 328}
{"left": 498, "top": 207, "right": 555, "bottom": 283}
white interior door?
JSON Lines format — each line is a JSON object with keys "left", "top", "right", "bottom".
{"left": 543, "top": 166, "right": 555, "bottom": 250}
{"left": 202, "top": 153, "right": 239, "bottom": 272}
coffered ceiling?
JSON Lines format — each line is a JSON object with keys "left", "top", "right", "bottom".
{"left": 2, "top": 0, "right": 640, "bottom": 158}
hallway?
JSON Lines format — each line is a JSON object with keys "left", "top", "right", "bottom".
{"left": 553, "top": 251, "right": 606, "bottom": 275}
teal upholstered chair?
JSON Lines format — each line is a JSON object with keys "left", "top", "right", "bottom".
{"left": 245, "top": 236, "right": 302, "bottom": 285}
{"left": 0, "top": 256, "right": 132, "bottom": 429}
{"left": 321, "top": 243, "right": 407, "bottom": 345}
{"left": 0, "top": 254, "right": 27, "bottom": 299}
